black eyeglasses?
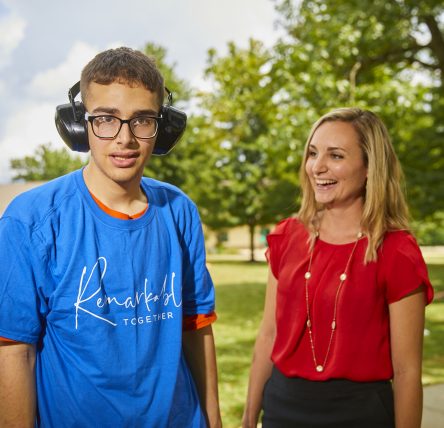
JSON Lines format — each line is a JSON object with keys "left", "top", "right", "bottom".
{"left": 85, "top": 113, "right": 161, "bottom": 140}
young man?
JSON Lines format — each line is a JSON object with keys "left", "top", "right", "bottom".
{"left": 0, "top": 47, "right": 221, "bottom": 428}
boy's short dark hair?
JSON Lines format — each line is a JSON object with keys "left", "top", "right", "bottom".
{"left": 80, "top": 47, "right": 164, "bottom": 108}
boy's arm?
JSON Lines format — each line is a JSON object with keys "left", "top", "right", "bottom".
{"left": 0, "top": 341, "right": 36, "bottom": 427}
{"left": 183, "top": 324, "right": 222, "bottom": 428}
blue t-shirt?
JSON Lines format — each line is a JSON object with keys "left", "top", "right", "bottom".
{"left": 0, "top": 169, "right": 215, "bottom": 427}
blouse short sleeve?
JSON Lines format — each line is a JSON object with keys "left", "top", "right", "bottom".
{"left": 266, "top": 218, "right": 307, "bottom": 279}
{"left": 265, "top": 219, "right": 289, "bottom": 279}
{"left": 380, "top": 231, "right": 434, "bottom": 305}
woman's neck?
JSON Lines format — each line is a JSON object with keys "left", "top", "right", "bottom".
{"left": 317, "top": 203, "right": 364, "bottom": 244}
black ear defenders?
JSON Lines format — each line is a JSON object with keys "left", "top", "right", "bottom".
{"left": 54, "top": 81, "right": 187, "bottom": 155}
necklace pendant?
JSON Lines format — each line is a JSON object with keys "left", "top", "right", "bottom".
{"left": 305, "top": 230, "right": 361, "bottom": 376}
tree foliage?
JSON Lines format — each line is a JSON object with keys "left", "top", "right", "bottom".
{"left": 194, "top": 40, "right": 299, "bottom": 260}
{"left": 10, "top": 144, "right": 85, "bottom": 181}
{"left": 10, "top": 7, "right": 444, "bottom": 247}
{"left": 272, "top": 0, "right": 444, "bottom": 227}
{"left": 142, "top": 42, "right": 196, "bottom": 189}
{"left": 144, "top": 41, "right": 300, "bottom": 259}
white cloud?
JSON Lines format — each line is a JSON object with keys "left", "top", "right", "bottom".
{"left": 0, "top": 42, "right": 99, "bottom": 182}
{"left": 27, "top": 42, "right": 99, "bottom": 100}
{"left": 26, "top": 40, "right": 141, "bottom": 101}
{"left": 0, "top": 100, "right": 69, "bottom": 182}
{"left": 0, "top": 12, "right": 26, "bottom": 69}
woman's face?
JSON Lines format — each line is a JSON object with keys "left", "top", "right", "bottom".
{"left": 305, "top": 121, "right": 368, "bottom": 210}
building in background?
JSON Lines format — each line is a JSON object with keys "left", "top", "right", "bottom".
{"left": 0, "top": 182, "right": 45, "bottom": 215}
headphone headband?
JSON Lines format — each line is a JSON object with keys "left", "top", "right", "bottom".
{"left": 68, "top": 82, "right": 82, "bottom": 122}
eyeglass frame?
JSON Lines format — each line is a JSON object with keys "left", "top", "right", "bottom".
{"left": 84, "top": 112, "right": 161, "bottom": 140}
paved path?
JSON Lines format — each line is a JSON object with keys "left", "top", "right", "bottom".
{"left": 423, "top": 383, "right": 444, "bottom": 428}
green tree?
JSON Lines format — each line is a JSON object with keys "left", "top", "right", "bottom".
{"left": 275, "top": 0, "right": 444, "bottom": 89}
{"left": 142, "top": 42, "right": 194, "bottom": 189}
{"left": 141, "top": 43, "right": 243, "bottom": 247}
{"left": 271, "top": 0, "right": 444, "bottom": 237}
{"left": 195, "top": 40, "right": 299, "bottom": 261}
{"left": 10, "top": 143, "right": 85, "bottom": 181}
{"left": 142, "top": 41, "right": 300, "bottom": 259}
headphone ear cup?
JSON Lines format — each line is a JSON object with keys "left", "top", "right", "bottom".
{"left": 54, "top": 101, "right": 89, "bottom": 152}
{"left": 154, "top": 105, "right": 187, "bottom": 155}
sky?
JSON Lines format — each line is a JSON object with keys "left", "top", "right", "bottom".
{"left": 0, "top": 0, "right": 283, "bottom": 183}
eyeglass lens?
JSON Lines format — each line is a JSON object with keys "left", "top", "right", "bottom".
{"left": 92, "top": 115, "right": 158, "bottom": 139}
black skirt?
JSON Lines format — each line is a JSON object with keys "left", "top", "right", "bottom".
{"left": 262, "top": 366, "right": 395, "bottom": 428}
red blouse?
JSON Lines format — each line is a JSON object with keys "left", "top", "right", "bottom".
{"left": 267, "top": 218, "right": 434, "bottom": 381}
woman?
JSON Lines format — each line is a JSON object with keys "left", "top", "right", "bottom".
{"left": 242, "top": 108, "right": 434, "bottom": 428}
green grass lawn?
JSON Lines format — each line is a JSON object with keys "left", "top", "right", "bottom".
{"left": 208, "top": 260, "right": 267, "bottom": 427}
{"left": 423, "top": 261, "right": 444, "bottom": 385}
{"left": 208, "top": 257, "right": 444, "bottom": 428}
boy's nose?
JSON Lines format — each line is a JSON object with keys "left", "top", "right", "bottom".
{"left": 116, "top": 122, "right": 135, "bottom": 144}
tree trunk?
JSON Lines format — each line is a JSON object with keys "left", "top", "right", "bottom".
{"left": 248, "top": 222, "right": 256, "bottom": 262}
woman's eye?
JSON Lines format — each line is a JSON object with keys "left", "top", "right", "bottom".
{"left": 332, "top": 153, "right": 343, "bottom": 159}
{"left": 308, "top": 150, "right": 317, "bottom": 157}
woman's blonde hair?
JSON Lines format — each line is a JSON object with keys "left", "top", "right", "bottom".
{"left": 298, "top": 107, "right": 410, "bottom": 262}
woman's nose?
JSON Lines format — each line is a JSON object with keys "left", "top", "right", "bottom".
{"left": 312, "top": 155, "right": 327, "bottom": 175}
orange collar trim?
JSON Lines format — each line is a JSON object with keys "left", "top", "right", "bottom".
{"left": 90, "top": 192, "right": 148, "bottom": 220}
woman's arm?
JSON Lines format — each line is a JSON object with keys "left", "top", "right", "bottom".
{"left": 0, "top": 341, "right": 36, "bottom": 427}
{"left": 242, "top": 269, "right": 278, "bottom": 428}
{"left": 389, "top": 287, "right": 426, "bottom": 428}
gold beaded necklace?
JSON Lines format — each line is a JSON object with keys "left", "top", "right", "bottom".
{"left": 304, "top": 231, "right": 363, "bottom": 373}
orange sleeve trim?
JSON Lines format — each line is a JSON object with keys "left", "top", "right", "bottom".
{"left": 183, "top": 311, "right": 217, "bottom": 331}
{"left": 90, "top": 192, "right": 148, "bottom": 219}
{"left": 0, "top": 337, "right": 17, "bottom": 342}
